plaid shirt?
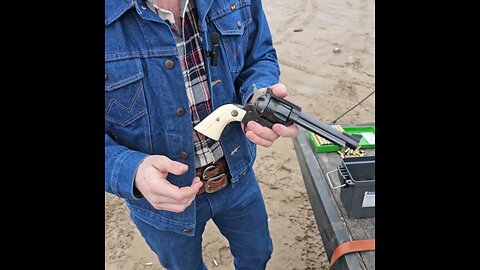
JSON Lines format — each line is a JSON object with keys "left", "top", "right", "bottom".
{"left": 148, "top": 0, "right": 224, "bottom": 168}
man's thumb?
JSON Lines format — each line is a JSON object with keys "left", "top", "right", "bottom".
{"left": 168, "top": 160, "right": 189, "bottom": 175}
{"left": 152, "top": 156, "right": 189, "bottom": 176}
{"left": 270, "top": 83, "right": 287, "bottom": 98}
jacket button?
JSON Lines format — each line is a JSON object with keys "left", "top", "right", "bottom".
{"left": 105, "top": 74, "right": 108, "bottom": 80}
{"left": 176, "top": 107, "right": 185, "bottom": 116}
{"left": 165, "top": 60, "right": 175, "bottom": 69}
{"left": 180, "top": 152, "right": 188, "bottom": 159}
{"left": 237, "top": 20, "right": 242, "bottom": 29}
{"left": 182, "top": 228, "right": 191, "bottom": 234}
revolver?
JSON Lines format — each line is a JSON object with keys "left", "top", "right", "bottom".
{"left": 194, "top": 87, "right": 360, "bottom": 149}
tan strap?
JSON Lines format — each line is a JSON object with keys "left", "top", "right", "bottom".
{"left": 329, "top": 239, "right": 375, "bottom": 269}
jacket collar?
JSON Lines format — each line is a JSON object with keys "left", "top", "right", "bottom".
{"left": 105, "top": 0, "right": 139, "bottom": 26}
{"left": 105, "top": 0, "right": 214, "bottom": 31}
{"left": 195, "top": 0, "right": 213, "bottom": 32}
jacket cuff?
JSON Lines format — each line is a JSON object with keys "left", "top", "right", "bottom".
{"left": 111, "top": 150, "right": 149, "bottom": 200}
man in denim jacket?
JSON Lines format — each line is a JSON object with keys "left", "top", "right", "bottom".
{"left": 105, "top": 0, "right": 298, "bottom": 269}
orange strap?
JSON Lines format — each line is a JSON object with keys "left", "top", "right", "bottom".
{"left": 329, "top": 239, "right": 375, "bottom": 269}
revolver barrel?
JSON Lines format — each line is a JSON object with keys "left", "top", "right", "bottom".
{"left": 254, "top": 90, "right": 360, "bottom": 149}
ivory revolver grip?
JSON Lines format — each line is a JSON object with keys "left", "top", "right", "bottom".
{"left": 193, "top": 104, "right": 246, "bottom": 141}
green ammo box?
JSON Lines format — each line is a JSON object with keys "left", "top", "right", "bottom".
{"left": 308, "top": 125, "right": 375, "bottom": 153}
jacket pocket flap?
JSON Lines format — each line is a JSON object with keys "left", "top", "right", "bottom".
{"left": 207, "top": 0, "right": 252, "bottom": 36}
{"left": 105, "top": 58, "right": 144, "bottom": 91}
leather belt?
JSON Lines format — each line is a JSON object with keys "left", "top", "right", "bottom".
{"left": 196, "top": 157, "right": 229, "bottom": 195}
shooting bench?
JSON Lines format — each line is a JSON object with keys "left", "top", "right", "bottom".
{"left": 293, "top": 125, "right": 375, "bottom": 270}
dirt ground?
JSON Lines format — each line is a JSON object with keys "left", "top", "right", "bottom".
{"left": 105, "top": 0, "right": 375, "bottom": 269}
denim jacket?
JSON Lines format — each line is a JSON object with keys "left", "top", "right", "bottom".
{"left": 105, "top": 0, "right": 280, "bottom": 236}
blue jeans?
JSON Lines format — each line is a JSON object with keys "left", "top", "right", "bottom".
{"left": 131, "top": 168, "right": 273, "bottom": 270}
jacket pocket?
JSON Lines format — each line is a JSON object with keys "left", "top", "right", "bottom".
{"left": 105, "top": 58, "right": 147, "bottom": 126}
{"left": 207, "top": 0, "right": 252, "bottom": 73}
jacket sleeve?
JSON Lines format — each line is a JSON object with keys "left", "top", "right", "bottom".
{"left": 105, "top": 133, "right": 149, "bottom": 200}
{"left": 237, "top": 0, "right": 281, "bottom": 105}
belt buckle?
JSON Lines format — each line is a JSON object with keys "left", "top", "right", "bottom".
{"left": 202, "top": 165, "right": 227, "bottom": 193}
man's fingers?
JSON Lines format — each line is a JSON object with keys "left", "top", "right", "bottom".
{"left": 154, "top": 180, "right": 199, "bottom": 204}
{"left": 150, "top": 156, "right": 189, "bottom": 176}
{"left": 247, "top": 121, "right": 279, "bottom": 141}
{"left": 155, "top": 196, "right": 191, "bottom": 204}
{"left": 152, "top": 180, "right": 200, "bottom": 212}
{"left": 152, "top": 202, "right": 192, "bottom": 213}
{"left": 153, "top": 177, "right": 202, "bottom": 201}
{"left": 169, "top": 177, "right": 202, "bottom": 203}
{"left": 192, "top": 176, "right": 202, "bottom": 185}
{"left": 272, "top": 123, "right": 299, "bottom": 138}
{"left": 246, "top": 130, "right": 273, "bottom": 148}
{"left": 190, "top": 177, "right": 203, "bottom": 190}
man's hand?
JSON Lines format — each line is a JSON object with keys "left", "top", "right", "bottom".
{"left": 134, "top": 155, "right": 203, "bottom": 213}
{"left": 244, "top": 83, "right": 299, "bottom": 147}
